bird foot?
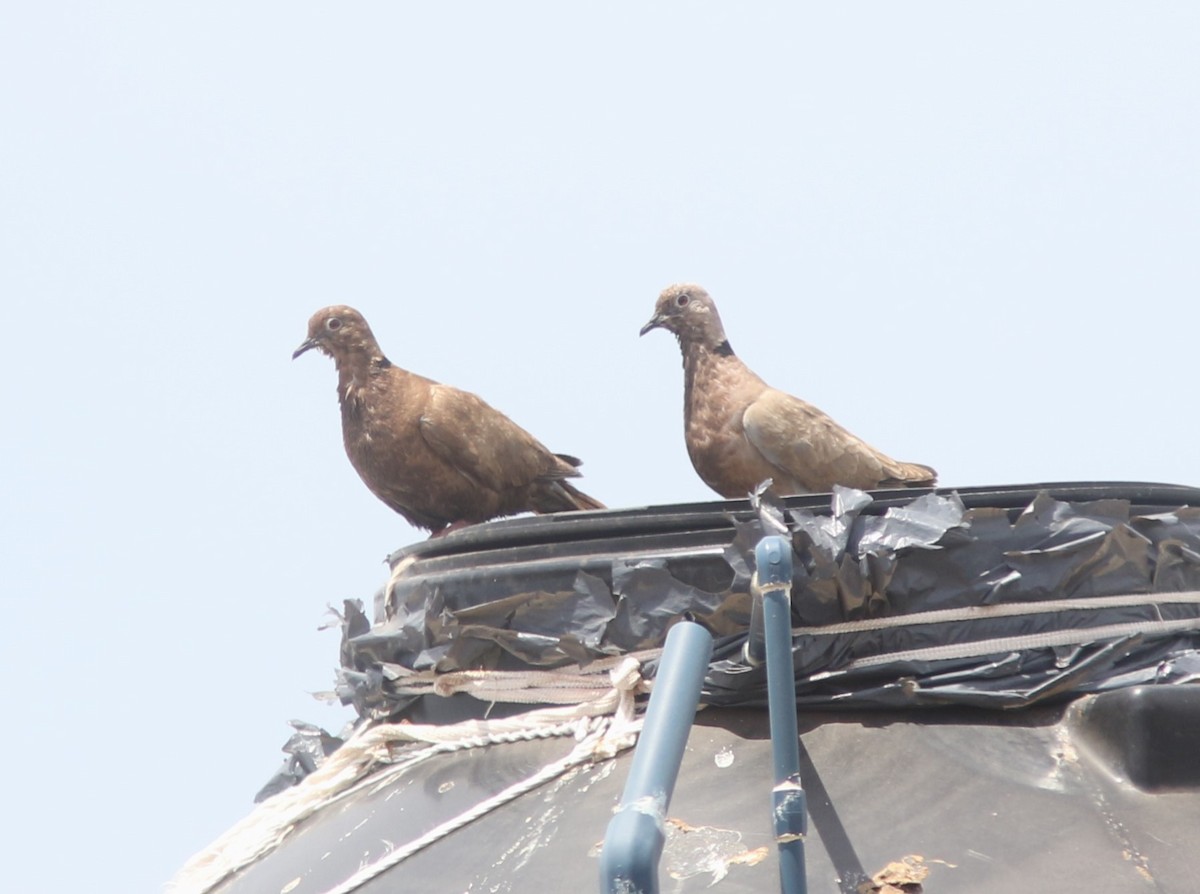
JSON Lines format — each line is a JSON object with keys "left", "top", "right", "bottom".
{"left": 429, "top": 519, "right": 474, "bottom": 539}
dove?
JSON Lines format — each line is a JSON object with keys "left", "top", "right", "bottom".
{"left": 294, "top": 305, "right": 604, "bottom": 535}
{"left": 640, "top": 284, "right": 936, "bottom": 498}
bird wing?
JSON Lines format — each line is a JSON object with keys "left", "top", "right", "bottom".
{"left": 418, "top": 384, "right": 568, "bottom": 492}
{"left": 742, "top": 388, "right": 893, "bottom": 492}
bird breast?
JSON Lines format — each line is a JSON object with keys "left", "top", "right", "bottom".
{"left": 682, "top": 352, "right": 776, "bottom": 497}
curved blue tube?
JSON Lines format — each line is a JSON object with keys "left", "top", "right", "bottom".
{"left": 599, "top": 621, "right": 713, "bottom": 893}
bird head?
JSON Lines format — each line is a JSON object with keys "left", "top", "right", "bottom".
{"left": 292, "top": 305, "right": 380, "bottom": 363}
{"left": 639, "top": 283, "right": 728, "bottom": 348}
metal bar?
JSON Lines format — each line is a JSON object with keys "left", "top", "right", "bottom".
{"left": 599, "top": 621, "right": 713, "bottom": 894}
{"left": 756, "top": 535, "right": 808, "bottom": 894}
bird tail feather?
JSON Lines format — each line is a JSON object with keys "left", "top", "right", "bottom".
{"left": 882, "top": 462, "right": 938, "bottom": 487}
{"left": 539, "top": 479, "right": 606, "bottom": 513}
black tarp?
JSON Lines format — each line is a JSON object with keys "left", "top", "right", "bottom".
{"left": 336, "top": 483, "right": 1200, "bottom": 718}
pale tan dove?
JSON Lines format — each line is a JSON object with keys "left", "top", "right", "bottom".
{"left": 640, "top": 284, "right": 937, "bottom": 497}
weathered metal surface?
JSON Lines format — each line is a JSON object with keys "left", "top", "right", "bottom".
{"left": 214, "top": 692, "right": 1200, "bottom": 893}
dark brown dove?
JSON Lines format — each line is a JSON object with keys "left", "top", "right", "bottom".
{"left": 294, "top": 306, "right": 604, "bottom": 535}
{"left": 640, "top": 284, "right": 937, "bottom": 498}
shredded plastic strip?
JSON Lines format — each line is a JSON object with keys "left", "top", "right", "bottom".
{"left": 384, "top": 648, "right": 663, "bottom": 702}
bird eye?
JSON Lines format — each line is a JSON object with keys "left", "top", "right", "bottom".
{"left": 676, "top": 294, "right": 690, "bottom": 307}
{"left": 326, "top": 318, "right": 342, "bottom": 331}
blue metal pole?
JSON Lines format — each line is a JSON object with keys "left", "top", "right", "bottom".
{"left": 599, "top": 621, "right": 714, "bottom": 894}
{"left": 756, "top": 535, "right": 807, "bottom": 894}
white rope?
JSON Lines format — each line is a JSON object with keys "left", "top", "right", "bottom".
{"left": 166, "top": 656, "right": 647, "bottom": 894}
{"left": 316, "top": 658, "right": 647, "bottom": 894}
{"left": 316, "top": 714, "right": 640, "bottom": 894}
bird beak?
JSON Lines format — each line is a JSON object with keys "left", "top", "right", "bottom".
{"left": 292, "top": 337, "right": 319, "bottom": 359}
{"left": 639, "top": 315, "right": 665, "bottom": 337}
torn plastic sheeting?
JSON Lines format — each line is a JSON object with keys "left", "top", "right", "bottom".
{"left": 347, "top": 571, "right": 624, "bottom": 673}
{"left": 337, "top": 486, "right": 1200, "bottom": 716}
{"left": 253, "top": 720, "right": 345, "bottom": 802}
{"left": 706, "top": 631, "right": 1200, "bottom": 709}
{"left": 854, "top": 490, "right": 966, "bottom": 554}
{"left": 788, "top": 492, "right": 1195, "bottom": 625}
{"left": 701, "top": 598, "right": 1200, "bottom": 706}
{"left": 609, "top": 559, "right": 751, "bottom": 648}
{"left": 791, "top": 598, "right": 1200, "bottom": 677}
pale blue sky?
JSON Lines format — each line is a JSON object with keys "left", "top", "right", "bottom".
{"left": 2, "top": 4, "right": 1197, "bottom": 891}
